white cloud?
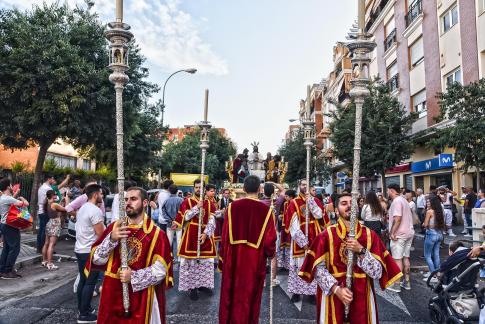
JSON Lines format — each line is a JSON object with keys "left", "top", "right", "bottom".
{"left": 0, "top": 0, "right": 228, "bottom": 76}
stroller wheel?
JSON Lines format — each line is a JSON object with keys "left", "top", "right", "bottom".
{"left": 428, "top": 302, "right": 445, "bottom": 324}
{"left": 446, "top": 317, "right": 461, "bottom": 324}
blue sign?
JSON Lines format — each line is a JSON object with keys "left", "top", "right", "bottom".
{"left": 411, "top": 154, "right": 453, "bottom": 173}
{"left": 336, "top": 182, "right": 346, "bottom": 188}
{"left": 336, "top": 172, "right": 347, "bottom": 179}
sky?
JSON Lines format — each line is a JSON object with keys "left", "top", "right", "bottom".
{"left": 0, "top": 0, "right": 357, "bottom": 154}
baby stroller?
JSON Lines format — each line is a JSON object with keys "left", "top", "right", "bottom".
{"left": 427, "top": 250, "right": 485, "bottom": 324}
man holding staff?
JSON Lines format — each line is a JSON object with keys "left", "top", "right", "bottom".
{"left": 298, "top": 193, "right": 401, "bottom": 323}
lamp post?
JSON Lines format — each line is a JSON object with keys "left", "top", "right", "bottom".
{"left": 105, "top": 0, "right": 133, "bottom": 317}
{"left": 303, "top": 85, "right": 315, "bottom": 241}
{"left": 344, "top": 0, "right": 376, "bottom": 320}
{"left": 160, "top": 68, "right": 197, "bottom": 127}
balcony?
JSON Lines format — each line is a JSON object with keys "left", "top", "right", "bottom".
{"left": 384, "top": 28, "right": 397, "bottom": 51}
{"left": 405, "top": 0, "right": 423, "bottom": 27}
{"left": 387, "top": 74, "right": 400, "bottom": 92}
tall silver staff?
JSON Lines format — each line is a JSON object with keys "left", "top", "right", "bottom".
{"left": 344, "top": 0, "right": 376, "bottom": 320}
{"left": 269, "top": 193, "right": 276, "bottom": 324}
{"left": 105, "top": 0, "right": 133, "bottom": 317}
{"left": 302, "top": 85, "right": 315, "bottom": 241}
{"left": 197, "top": 89, "right": 211, "bottom": 258}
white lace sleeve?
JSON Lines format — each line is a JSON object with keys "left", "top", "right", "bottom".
{"left": 308, "top": 197, "right": 323, "bottom": 219}
{"left": 185, "top": 205, "right": 199, "bottom": 221}
{"left": 289, "top": 215, "right": 308, "bottom": 248}
{"left": 131, "top": 261, "right": 167, "bottom": 292}
{"left": 315, "top": 262, "right": 338, "bottom": 296}
{"left": 204, "top": 215, "right": 216, "bottom": 237}
{"left": 357, "top": 250, "right": 382, "bottom": 280}
{"left": 93, "top": 234, "right": 118, "bottom": 265}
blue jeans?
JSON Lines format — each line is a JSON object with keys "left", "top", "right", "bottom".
{"left": 424, "top": 229, "right": 443, "bottom": 273}
{"left": 76, "top": 252, "right": 100, "bottom": 316}
{"left": 36, "top": 213, "right": 48, "bottom": 251}
{"left": 0, "top": 224, "right": 21, "bottom": 273}
{"left": 465, "top": 212, "right": 472, "bottom": 235}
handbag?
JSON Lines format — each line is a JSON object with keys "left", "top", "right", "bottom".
{"left": 6, "top": 204, "right": 33, "bottom": 230}
{"left": 450, "top": 293, "right": 480, "bottom": 319}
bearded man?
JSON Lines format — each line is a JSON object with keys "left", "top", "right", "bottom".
{"left": 85, "top": 187, "right": 173, "bottom": 324}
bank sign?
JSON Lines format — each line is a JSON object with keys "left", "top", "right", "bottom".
{"left": 411, "top": 154, "right": 454, "bottom": 173}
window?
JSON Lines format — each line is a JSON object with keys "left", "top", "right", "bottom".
{"left": 442, "top": 5, "right": 459, "bottom": 33}
{"left": 385, "top": 18, "right": 395, "bottom": 38}
{"left": 46, "top": 153, "right": 77, "bottom": 169}
{"left": 412, "top": 90, "right": 427, "bottom": 118}
{"left": 409, "top": 37, "right": 424, "bottom": 67}
{"left": 387, "top": 61, "right": 399, "bottom": 92}
{"left": 406, "top": 0, "right": 423, "bottom": 27}
{"left": 82, "top": 159, "right": 91, "bottom": 171}
{"left": 445, "top": 68, "right": 462, "bottom": 88}
{"left": 386, "top": 61, "right": 398, "bottom": 79}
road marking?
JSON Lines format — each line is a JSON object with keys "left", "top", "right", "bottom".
{"left": 375, "top": 284, "right": 411, "bottom": 316}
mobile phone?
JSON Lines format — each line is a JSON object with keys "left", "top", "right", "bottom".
{"left": 12, "top": 184, "right": 20, "bottom": 192}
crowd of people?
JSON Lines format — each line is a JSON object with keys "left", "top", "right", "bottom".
{"left": 0, "top": 172, "right": 485, "bottom": 323}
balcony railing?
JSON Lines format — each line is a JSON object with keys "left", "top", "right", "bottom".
{"left": 405, "top": 0, "right": 423, "bottom": 27}
{"left": 384, "top": 28, "right": 397, "bottom": 51}
{"left": 387, "top": 74, "right": 399, "bottom": 92}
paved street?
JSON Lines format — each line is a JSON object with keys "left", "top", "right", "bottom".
{"left": 0, "top": 235, "right": 443, "bottom": 324}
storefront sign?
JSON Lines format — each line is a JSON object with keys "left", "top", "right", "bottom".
{"left": 411, "top": 154, "right": 453, "bottom": 173}
{"left": 386, "top": 163, "right": 411, "bottom": 174}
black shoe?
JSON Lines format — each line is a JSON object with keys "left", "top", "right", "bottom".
{"left": 189, "top": 289, "right": 199, "bottom": 301}
{"left": 307, "top": 295, "right": 316, "bottom": 305}
{"left": 290, "top": 294, "right": 301, "bottom": 303}
{"left": 1, "top": 272, "right": 18, "bottom": 280}
{"left": 77, "top": 313, "right": 97, "bottom": 323}
{"left": 198, "top": 287, "right": 213, "bottom": 296}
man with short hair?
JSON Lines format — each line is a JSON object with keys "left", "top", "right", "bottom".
{"left": 215, "top": 188, "right": 232, "bottom": 246}
{"left": 438, "top": 186, "right": 457, "bottom": 237}
{"left": 173, "top": 180, "right": 218, "bottom": 300}
{"left": 464, "top": 187, "right": 477, "bottom": 237}
{"left": 37, "top": 174, "right": 56, "bottom": 252}
{"left": 416, "top": 188, "right": 426, "bottom": 234}
{"left": 74, "top": 184, "right": 105, "bottom": 323}
{"left": 299, "top": 193, "right": 402, "bottom": 323}
{"left": 69, "top": 179, "right": 83, "bottom": 200}
{"left": 285, "top": 179, "right": 329, "bottom": 303}
{"left": 164, "top": 184, "right": 183, "bottom": 255}
{"left": 387, "top": 183, "right": 415, "bottom": 292}
{"left": 85, "top": 187, "right": 173, "bottom": 324}
{"left": 218, "top": 175, "right": 277, "bottom": 324}
{"left": 0, "top": 179, "right": 29, "bottom": 279}
{"left": 158, "top": 179, "right": 174, "bottom": 232}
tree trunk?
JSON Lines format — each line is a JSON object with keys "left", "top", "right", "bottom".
{"left": 381, "top": 171, "right": 387, "bottom": 198}
{"left": 477, "top": 169, "right": 481, "bottom": 192}
{"left": 30, "top": 142, "right": 51, "bottom": 232}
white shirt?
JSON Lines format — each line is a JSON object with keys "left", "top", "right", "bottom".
{"left": 75, "top": 202, "right": 104, "bottom": 254}
{"left": 37, "top": 182, "right": 52, "bottom": 214}
{"left": 110, "top": 192, "right": 124, "bottom": 223}
{"left": 416, "top": 194, "right": 426, "bottom": 209}
{"left": 157, "top": 190, "right": 170, "bottom": 224}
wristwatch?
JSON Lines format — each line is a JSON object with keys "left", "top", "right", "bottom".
{"left": 358, "top": 247, "right": 367, "bottom": 256}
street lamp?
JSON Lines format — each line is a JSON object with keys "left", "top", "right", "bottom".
{"left": 289, "top": 118, "right": 298, "bottom": 123}
{"left": 160, "top": 68, "right": 197, "bottom": 127}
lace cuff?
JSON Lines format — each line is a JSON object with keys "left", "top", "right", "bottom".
{"left": 316, "top": 262, "right": 338, "bottom": 296}
{"left": 131, "top": 261, "right": 166, "bottom": 292}
{"left": 93, "top": 234, "right": 118, "bottom": 265}
{"left": 185, "top": 206, "right": 199, "bottom": 221}
{"left": 307, "top": 197, "right": 323, "bottom": 219}
{"left": 357, "top": 250, "right": 382, "bottom": 280}
{"left": 204, "top": 215, "right": 216, "bottom": 237}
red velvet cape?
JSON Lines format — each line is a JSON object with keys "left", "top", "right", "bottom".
{"left": 298, "top": 218, "right": 402, "bottom": 324}
{"left": 280, "top": 201, "right": 291, "bottom": 247}
{"left": 284, "top": 194, "right": 330, "bottom": 258}
{"left": 175, "top": 196, "right": 217, "bottom": 259}
{"left": 218, "top": 198, "right": 277, "bottom": 324}
{"left": 85, "top": 216, "right": 173, "bottom": 324}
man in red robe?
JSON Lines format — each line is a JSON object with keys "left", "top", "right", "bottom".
{"left": 284, "top": 179, "right": 330, "bottom": 303}
{"left": 298, "top": 193, "right": 402, "bottom": 324}
{"left": 218, "top": 175, "right": 277, "bottom": 324}
{"left": 85, "top": 187, "right": 173, "bottom": 324}
{"left": 278, "top": 189, "right": 296, "bottom": 270}
{"left": 173, "top": 179, "right": 219, "bottom": 300}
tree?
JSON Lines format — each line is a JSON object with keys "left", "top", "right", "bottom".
{"left": 328, "top": 80, "right": 417, "bottom": 192}
{"left": 431, "top": 78, "right": 485, "bottom": 189}
{"left": 160, "top": 129, "right": 236, "bottom": 186}
{"left": 278, "top": 129, "right": 332, "bottom": 188}
{"left": 0, "top": 3, "right": 157, "bottom": 216}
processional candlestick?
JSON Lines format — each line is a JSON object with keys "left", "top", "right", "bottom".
{"left": 344, "top": 0, "right": 376, "bottom": 320}
{"left": 105, "top": 0, "right": 133, "bottom": 317}
{"left": 302, "top": 85, "right": 315, "bottom": 241}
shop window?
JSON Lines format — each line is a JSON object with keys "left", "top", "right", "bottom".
{"left": 46, "top": 153, "right": 77, "bottom": 169}
{"left": 386, "top": 176, "right": 401, "bottom": 187}
{"left": 405, "top": 174, "right": 413, "bottom": 191}
{"left": 82, "top": 159, "right": 91, "bottom": 171}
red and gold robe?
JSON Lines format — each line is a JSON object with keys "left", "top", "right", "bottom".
{"left": 285, "top": 194, "right": 330, "bottom": 258}
{"left": 299, "top": 218, "right": 402, "bottom": 324}
{"left": 280, "top": 201, "right": 291, "bottom": 248}
{"left": 175, "top": 196, "right": 217, "bottom": 259}
{"left": 218, "top": 197, "right": 277, "bottom": 324}
{"left": 85, "top": 216, "right": 173, "bottom": 324}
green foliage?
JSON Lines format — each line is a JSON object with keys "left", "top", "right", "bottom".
{"left": 161, "top": 129, "right": 236, "bottom": 185}
{"left": 329, "top": 80, "right": 417, "bottom": 182}
{"left": 11, "top": 161, "right": 28, "bottom": 174}
{"left": 430, "top": 79, "right": 485, "bottom": 173}
{"left": 278, "top": 129, "right": 332, "bottom": 187}
{"left": 43, "top": 158, "right": 58, "bottom": 174}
